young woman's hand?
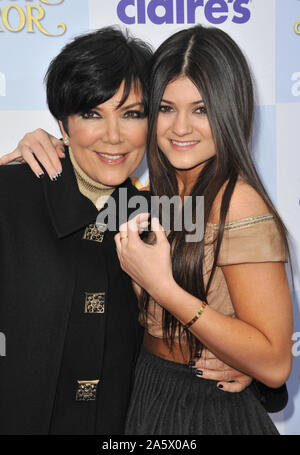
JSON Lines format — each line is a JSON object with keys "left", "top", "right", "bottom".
{"left": 115, "top": 214, "right": 174, "bottom": 299}
{"left": 191, "top": 348, "right": 252, "bottom": 392}
{"left": 0, "top": 129, "right": 65, "bottom": 180}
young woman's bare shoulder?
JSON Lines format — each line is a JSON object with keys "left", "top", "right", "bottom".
{"left": 209, "top": 177, "right": 270, "bottom": 225}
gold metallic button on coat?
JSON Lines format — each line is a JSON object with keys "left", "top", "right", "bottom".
{"left": 83, "top": 223, "right": 105, "bottom": 243}
{"left": 76, "top": 380, "right": 99, "bottom": 401}
{"left": 84, "top": 292, "right": 105, "bottom": 313}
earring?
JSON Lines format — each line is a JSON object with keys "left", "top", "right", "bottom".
{"left": 63, "top": 136, "right": 69, "bottom": 145}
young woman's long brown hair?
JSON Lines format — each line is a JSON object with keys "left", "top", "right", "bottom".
{"left": 140, "top": 25, "right": 290, "bottom": 357}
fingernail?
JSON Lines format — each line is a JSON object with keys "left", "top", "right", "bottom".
{"left": 188, "top": 360, "right": 195, "bottom": 367}
{"left": 194, "top": 352, "right": 201, "bottom": 358}
{"left": 38, "top": 173, "right": 45, "bottom": 179}
{"left": 218, "top": 384, "right": 223, "bottom": 389}
{"left": 228, "top": 380, "right": 235, "bottom": 383}
{"left": 196, "top": 370, "right": 203, "bottom": 376}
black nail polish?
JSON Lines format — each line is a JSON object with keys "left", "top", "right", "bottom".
{"left": 194, "top": 352, "right": 202, "bottom": 358}
{"left": 218, "top": 384, "right": 223, "bottom": 389}
{"left": 228, "top": 380, "right": 235, "bottom": 383}
{"left": 196, "top": 370, "right": 203, "bottom": 376}
{"left": 188, "top": 360, "right": 195, "bottom": 367}
{"left": 39, "top": 173, "right": 45, "bottom": 179}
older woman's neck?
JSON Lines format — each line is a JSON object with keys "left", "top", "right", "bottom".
{"left": 69, "top": 147, "right": 115, "bottom": 211}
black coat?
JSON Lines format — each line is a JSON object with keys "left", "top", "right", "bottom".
{"left": 0, "top": 153, "right": 148, "bottom": 434}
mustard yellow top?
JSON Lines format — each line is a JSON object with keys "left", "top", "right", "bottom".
{"left": 69, "top": 147, "right": 115, "bottom": 211}
{"left": 138, "top": 214, "right": 287, "bottom": 338}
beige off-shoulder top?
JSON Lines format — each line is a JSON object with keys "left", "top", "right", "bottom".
{"left": 138, "top": 213, "right": 287, "bottom": 339}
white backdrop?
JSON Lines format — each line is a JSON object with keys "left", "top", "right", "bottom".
{"left": 0, "top": 0, "right": 299, "bottom": 435}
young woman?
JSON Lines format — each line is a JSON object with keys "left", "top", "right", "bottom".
{"left": 114, "top": 25, "right": 293, "bottom": 435}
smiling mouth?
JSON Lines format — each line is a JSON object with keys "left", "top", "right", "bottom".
{"left": 169, "top": 139, "right": 199, "bottom": 148}
{"left": 95, "top": 151, "right": 128, "bottom": 165}
{"left": 98, "top": 152, "right": 125, "bottom": 160}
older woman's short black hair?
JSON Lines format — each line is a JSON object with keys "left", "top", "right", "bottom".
{"left": 45, "top": 26, "right": 153, "bottom": 131}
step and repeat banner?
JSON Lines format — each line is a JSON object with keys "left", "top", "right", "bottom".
{"left": 0, "top": 0, "right": 299, "bottom": 435}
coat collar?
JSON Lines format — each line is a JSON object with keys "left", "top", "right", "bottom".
{"left": 43, "top": 149, "right": 141, "bottom": 238}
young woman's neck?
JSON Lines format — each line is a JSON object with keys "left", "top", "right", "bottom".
{"left": 176, "top": 162, "right": 206, "bottom": 197}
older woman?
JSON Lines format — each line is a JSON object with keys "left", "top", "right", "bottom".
{"left": 0, "top": 26, "right": 152, "bottom": 435}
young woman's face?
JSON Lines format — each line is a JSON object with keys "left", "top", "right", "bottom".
{"left": 156, "top": 76, "right": 216, "bottom": 176}
{"left": 60, "top": 81, "right": 147, "bottom": 186}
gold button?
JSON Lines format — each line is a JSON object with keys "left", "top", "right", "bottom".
{"left": 84, "top": 292, "right": 105, "bottom": 314}
{"left": 83, "top": 223, "right": 104, "bottom": 243}
{"left": 76, "top": 380, "right": 99, "bottom": 401}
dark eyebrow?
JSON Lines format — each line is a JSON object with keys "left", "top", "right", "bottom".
{"left": 161, "top": 99, "right": 204, "bottom": 105}
{"left": 94, "top": 102, "right": 144, "bottom": 112}
{"left": 119, "top": 102, "right": 144, "bottom": 111}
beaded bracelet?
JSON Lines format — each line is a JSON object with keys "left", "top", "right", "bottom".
{"left": 183, "top": 302, "right": 207, "bottom": 330}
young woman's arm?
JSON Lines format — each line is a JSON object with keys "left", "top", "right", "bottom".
{"left": 0, "top": 129, "right": 64, "bottom": 180}
{"left": 154, "top": 261, "right": 292, "bottom": 388}
{"left": 131, "top": 278, "right": 252, "bottom": 391}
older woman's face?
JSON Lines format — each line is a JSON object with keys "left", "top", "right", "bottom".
{"left": 61, "top": 82, "right": 147, "bottom": 186}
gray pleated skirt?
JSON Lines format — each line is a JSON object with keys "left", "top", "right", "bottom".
{"left": 125, "top": 347, "right": 279, "bottom": 435}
